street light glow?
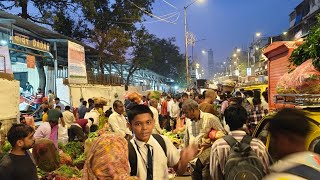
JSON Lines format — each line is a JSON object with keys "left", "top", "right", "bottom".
{"left": 256, "top": 32, "right": 261, "bottom": 37}
{"left": 283, "top": 31, "right": 288, "bottom": 35}
{"left": 202, "top": 50, "right": 206, "bottom": 54}
{"left": 236, "top": 48, "right": 241, "bottom": 53}
{"left": 255, "top": 47, "right": 259, "bottom": 50}
{"left": 0, "top": 40, "right": 7, "bottom": 45}
{"left": 233, "top": 53, "right": 237, "bottom": 57}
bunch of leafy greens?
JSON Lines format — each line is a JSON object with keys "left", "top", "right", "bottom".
{"left": 61, "top": 141, "right": 83, "bottom": 159}
{"left": 290, "top": 15, "right": 320, "bottom": 71}
{"left": 87, "top": 132, "right": 98, "bottom": 139}
{"left": 1, "top": 140, "right": 11, "bottom": 153}
{"left": 73, "top": 153, "right": 85, "bottom": 165}
{"left": 54, "top": 165, "right": 81, "bottom": 178}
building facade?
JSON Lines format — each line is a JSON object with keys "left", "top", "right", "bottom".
{"left": 207, "top": 49, "right": 214, "bottom": 79}
{"left": 288, "top": 0, "right": 320, "bottom": 40}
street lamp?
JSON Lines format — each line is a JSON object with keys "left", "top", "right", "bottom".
{"left": 256, "top": 32, "right": 261, "bottom": 37}
{"left": 192, "top": 38, "right": 206, "bottom": 62}
{"left": 236, "top": 48, "right": 241, "bottom": 53}
{"left": 184, "top": 0, "right": 205, "bottom": 87}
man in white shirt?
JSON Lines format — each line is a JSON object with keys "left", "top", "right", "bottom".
{"left": 182, "top": 99, "right": 225, "bottom": 179}
{"left": 127, "top": 105, "right": 198, "bottom": 179}
{"left": 62, "top": 106, "right": 75, "bottom": 129}
{"left": 149, "top": 98, "right": 162, "bottom": 134}
{"left": 170, "top": 96, "right": 180, "bottom": 130}
{"left": 108, "top": 100, "right": 132, "bottom": 139}
{"left": 166, "top": 96, "right": 174, "bottom": 117}
{"left": 84, "top": 105, "right": 100, "bottom": 132}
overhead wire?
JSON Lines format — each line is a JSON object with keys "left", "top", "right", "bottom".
{"left": 142, "top": 12, "right": 180, "bottom": 24}
{"left": 161, "top": 0, "right": 178, "bottom": 9}
{"left": 128, "top": 0, "right": 178, "bottom": 24}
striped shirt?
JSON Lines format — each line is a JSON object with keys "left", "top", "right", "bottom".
{"left": 210, "top": 130, "right": 270, "bottom": 180}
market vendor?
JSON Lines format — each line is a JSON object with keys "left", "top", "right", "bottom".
{"left": 109, "top": 100, "right": 132, "bottom": 139}
{"left": 182, "top": 99, "right": 225, "bottom": 179}
{"left": 69, "top": 118, "right": 94, "bottom": 142}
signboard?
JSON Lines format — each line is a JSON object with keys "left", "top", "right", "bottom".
{"left": 12, "top": 31, "right": 50, "bottom": 52}
{"left": 247, "top": 68, "right": 252, "bottom": 76}
{"left": 235, "top": 70, "right": 239, "bottom": 76}
{"left": 26, "top": 55, "right": 35, "bottom": 69}
{"left": 0, "top": 46, "right": 13, "bottom": 74}
{"left": 68, "top": 41, "right": 87, "bottom": 84}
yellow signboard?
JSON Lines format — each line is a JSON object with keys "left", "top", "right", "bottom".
{"left": 12, "top": 32, "right": 50, "bottom": 52}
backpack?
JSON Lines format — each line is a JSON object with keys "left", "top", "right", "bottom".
{"left": 283, "top": 164, "right": 320, "bottom": 180}
{"left": 223, "top": 135, "right": 265, "bottom": 180}
{"left": 128, "top": 134, "right": 167, "bottom": 176}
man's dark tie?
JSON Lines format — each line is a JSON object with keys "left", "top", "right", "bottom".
{"left": 145, "top": 144, "right": 153, "bottom": 180}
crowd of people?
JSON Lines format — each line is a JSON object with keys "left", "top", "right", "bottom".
{"left": 0, "top": 88, "right": 320, "bottom": 180}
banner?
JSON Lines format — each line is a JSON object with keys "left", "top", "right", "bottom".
{"left": 247, "top": 68, "right": 252, "bottom": 76}
{"left": 26, "top": 55, "right": 36, "bottom": 68}
{"left": 0, "top": 46, "right": 13, "bottom": 74}
{"left": 68, "top": 41, "right": 87, "bottom": 84}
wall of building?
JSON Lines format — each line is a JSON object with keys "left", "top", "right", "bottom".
{"left": 56, "top": 78, "right": 144, "bottom": 110}
{"left": 0, "top": 78, "right": 20, "bottom": 133}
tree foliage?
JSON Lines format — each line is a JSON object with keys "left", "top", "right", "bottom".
{"left": 1, "top": 0, "right": 187, "bottom": 86}
{"left": 290, "top": 15, "right": 320, "bottom": 71}
{"left": 148, "top": 37, "right": 186, "bottom": 86}
{"left": 78, "top": 0, "right": 154, "bottom": 75}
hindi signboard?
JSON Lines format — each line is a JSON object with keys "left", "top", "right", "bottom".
{"left": 68, "top": 41, "right": 87, "bottom": 84}
{"left": 12, "top": 31, "right": 50, "bottom": 52}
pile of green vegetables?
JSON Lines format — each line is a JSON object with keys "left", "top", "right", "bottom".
{"left": 61, "top": 141, "right": 83, "bottom": 160}
{"left": 0, "top": 140, "right": 12, "bottom": 159}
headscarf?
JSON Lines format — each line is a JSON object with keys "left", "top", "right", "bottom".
{"left": 32, "top": 138, "right": 60, "bottom": 172}
{"left": 82, "top": 133, "right": 138, "bottom": 180}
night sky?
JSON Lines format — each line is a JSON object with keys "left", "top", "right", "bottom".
{"left": 5, "top": 0, "right": 302, "bottom": 68}
{"left": 143, "top": 0, "right": 302, "bottom": 68}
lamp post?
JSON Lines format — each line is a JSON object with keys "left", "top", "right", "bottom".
{"left": 191, "top": 38, "right": 206, "bottom": 63}
{"left": 184, "top": 0, "right": 205, "bottom": 87}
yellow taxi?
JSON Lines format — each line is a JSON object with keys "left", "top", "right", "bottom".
{"left": 252, "top": 109, "right": 320, "bottom": 158}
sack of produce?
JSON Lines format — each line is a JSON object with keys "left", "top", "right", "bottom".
{"left": 277, "top": 60, "right": 320, "bottom": 94}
